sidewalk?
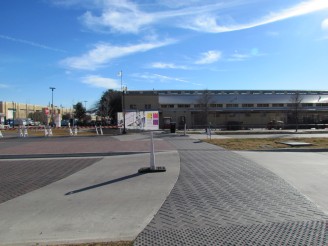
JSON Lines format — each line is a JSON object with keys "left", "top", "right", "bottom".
{"left": 1, "top": 133, "right": 328, "bottom": 245}
{"left": 0, "top": 134, "right": 179, "bottom": 245}
{"left": 134, "top": 135, "right": 328, "bottom": 245}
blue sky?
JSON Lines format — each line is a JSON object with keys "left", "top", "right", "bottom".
{"left": 1, "top": 0, "right": 328, "bottom": 109}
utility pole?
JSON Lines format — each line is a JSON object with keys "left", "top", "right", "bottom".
{"left": 118, "top": 71, "right": 126, "bottom": 134}
{"left": 49, "top": 87, "right": 56, "bottom": 126}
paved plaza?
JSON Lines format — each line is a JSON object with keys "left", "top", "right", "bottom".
{"left": 0, "top": 132, "right": 327, "bottom": 245}
{"left": 134, "top": 136, "right": 328, "bottom": 245}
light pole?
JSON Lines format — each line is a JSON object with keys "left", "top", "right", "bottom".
{"left": 118, "top": 70, "right": 126, "bottom": 134}
{"left": 49, "top": 87, "right": 56, "bottom": 126}
{"left": 122, "top": 86, "right": 127, "bottom": 134}
{"left": 12, "top": 101, "right": 15, "bottom": 128}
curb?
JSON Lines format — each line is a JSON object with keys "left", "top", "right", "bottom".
{"left": 250, "top": 148, "right": 328, "bottom": 152}
{"left": 0, "top": 151, "right": 147, "bottom": 160}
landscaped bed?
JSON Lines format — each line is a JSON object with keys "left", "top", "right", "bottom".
{"left": 203, "top": 138, "right": 328, "bottom": 150}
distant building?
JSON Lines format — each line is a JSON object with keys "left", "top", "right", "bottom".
{"left": 0, "top": 101, "right": 73, "bottom": 125}
{"left": 124, "top": 90, "right": 328, "bottom": 129}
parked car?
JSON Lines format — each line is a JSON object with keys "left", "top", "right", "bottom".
{"left": 13, "top": 119, "right": 27, "bottom": 126}
{"left": 26, "top": 119, "right": 35, "bottom": 126}
{"left": 267, "top": 120, "right": 284, "bottom": 130}
{"left": 61, "top": 120, "right": 70, "bottom": 126}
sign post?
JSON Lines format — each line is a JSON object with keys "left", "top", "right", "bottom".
{"left": 138, "top": 131, "right": 166, "bottom": 173}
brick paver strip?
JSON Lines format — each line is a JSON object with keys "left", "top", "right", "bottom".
{"left": 134, "top": 136, "right": 328, "bottom": 245}
{"left": 0, "top": 158, "right": 100, "bottom": 204}
{"left": 0, "top": 136, "right": 174, "bottom": 156}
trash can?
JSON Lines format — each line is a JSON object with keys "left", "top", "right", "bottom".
{"left": 170, "top": 122, "right": 176, "bottom": 133}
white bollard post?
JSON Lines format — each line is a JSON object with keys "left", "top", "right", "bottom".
{"left": 74, "top": 126, "right": 77, "bottom": 136}
{"left": 48, "top": 127, "right": 53, "bottom": 136}
{"left": 23, "top": 126, "right": 28, "bottom": 137}
{"left": 138, "top": 131, "right": 166, "bottom": 173}
{"left": 0, "top": 130, "right": 3, "bottom": 138}
{"left": 100, "top": 126, "right": 103, "bottom": 135}
{"left": 69, "top": 126, "right": 73, "bottom": 136}
{"left": 19, "top": 126, "right": 23, "bottom": 137}
{"left": 150, "top": 131, "right": 156, "bottom": 170}
{"left": 44, "top": 127, "right": 48, "bottom": 137}
{"left": 184, "top": 123, "right": 187, "bottom": 136}
{"left": 95, "top": 125, "right": 99, "bottom": 135}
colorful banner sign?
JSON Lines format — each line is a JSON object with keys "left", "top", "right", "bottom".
{"left": 117, "top": 111, "right": 159, "bottom": 130}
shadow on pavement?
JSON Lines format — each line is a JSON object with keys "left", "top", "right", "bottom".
{"left": 65, "top": 172, "right": 145, "bottom": 196}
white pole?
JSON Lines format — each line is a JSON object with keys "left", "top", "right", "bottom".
{"left": 150, "top": 131, "right": 156, "bottom": 170}
{"left": 184, "top": 123, "right": 186, "bottom": 136}
{"left": 95, "top": 125, "right": 99, "bottom": 135}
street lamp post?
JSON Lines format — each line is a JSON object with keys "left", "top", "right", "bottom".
{"left": 122, "top": 86, "right": 127, "bottom": 134}
{"left": 49, "top": 87, "right": 56, "bottom": 126}
{"left": 12, "top": 101, "right": 15, "bottom": 128}
{"left": 118, "top": 70, "right": 126, "bottom": 134}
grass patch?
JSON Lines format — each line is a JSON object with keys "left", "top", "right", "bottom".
{"left": 203, "top": 138, "right": 328, "bottom": 150}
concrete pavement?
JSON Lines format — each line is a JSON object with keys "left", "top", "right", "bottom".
{"left": 0, "top": 134, "right": 179, "bottom": 245}
{"left": 1, "top": 132, "right": 328, "bottom": 245}
{"left": 236, "top": 151, "right": 328, "bottom": 214}
{"left": 134, "top": 135, "right": 328, "bottom": 245}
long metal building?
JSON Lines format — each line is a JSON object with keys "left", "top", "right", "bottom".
{"left": 125, "top": 90, "right": 328, "bottom": 129}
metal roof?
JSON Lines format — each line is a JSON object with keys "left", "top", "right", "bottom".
{"left": 158, "top": 94, "right": 328, "bottom": 104}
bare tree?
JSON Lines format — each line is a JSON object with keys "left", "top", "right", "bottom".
{"left": 196, "top": 89, "right": 213, "bottom": 128}
{"left": 289, "top": 91, "right": 303, "bottom": 132}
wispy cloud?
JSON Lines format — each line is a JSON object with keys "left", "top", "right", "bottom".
{"left": 80, "top": 1, "right": 154, "bottom": 33}
{"left": 71, "top": 0, "right": 245, "bottom": 34}
{"left": 133, "top": 72, "right": 189, "bottom": 83}
{"left": 52, "top": 0, "right": 328, "bottom": 35}
{"left": 195, "top": 50, "right": 221, "bottom": 64}
{"left": 183, "top": 0, "right": 328, "bottom": 33}
{"left": 0, "top": 34, "right": 66, "bottom": 52}
{"left": 150, "top": 62, "right": 189, "bottom": 70}
{"left": 227, "top": 48, "right": 265, "bottom": 62}
{"left": 0, "top": 83, "right": 9, "bottom": 88}
{"left": 322, "top": 18, "right": 328, "bottom": 30}
{"left": 266, "top": 31, "right": 280, "bottom": 37}
{"left": 82, "top": 75, "right": 120, "bottom": 89}
{"left": 61, "top": 39, "right": 175, "bottom": 70}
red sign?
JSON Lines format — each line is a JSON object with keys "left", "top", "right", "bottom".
{"left": 45, "top": 108, "right": 49, "bottom": 115}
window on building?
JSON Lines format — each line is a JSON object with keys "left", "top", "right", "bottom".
{"left": 177, "top": 104, "right": 190, "bottom": 108}
{"left": 161, "top": 104, "right": 174, "bottom": 108}
{"left": 209, "top": 104, "right": 223, "bottom": 108}
{"left": 316, "top": 103, "right": 328, "bottom": 107}
{"left": 194, "top": 104, "right": 205, "bottom": 108}
{"left": 302, "top": 103, "right": 313, "bottom": 107}
{"left": 145, "top": 104, "right": 151, "bottom": 109}
{"left": 272, "top": 103, "right": 284, "bottom": 107}
{"left": 257, "top": 104, "right": 269, "bottom": 107}
{"left": 130, "top": 104, "right": 137, "bottom": 109}
{"left": 226, "top": 104, "right": 239, "bottom": 108}
{"left": 242, "top": 104, "right": 254, "bottom": 108}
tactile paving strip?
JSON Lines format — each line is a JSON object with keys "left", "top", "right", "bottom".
{"left": 136, "top": 220, "right": 328, "bottom": 245}
{"left": 134, "top": 137, "right": 328, "bottom": 245}
{"left": 0, "top": 158, "right": 101, "bottom": 204}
